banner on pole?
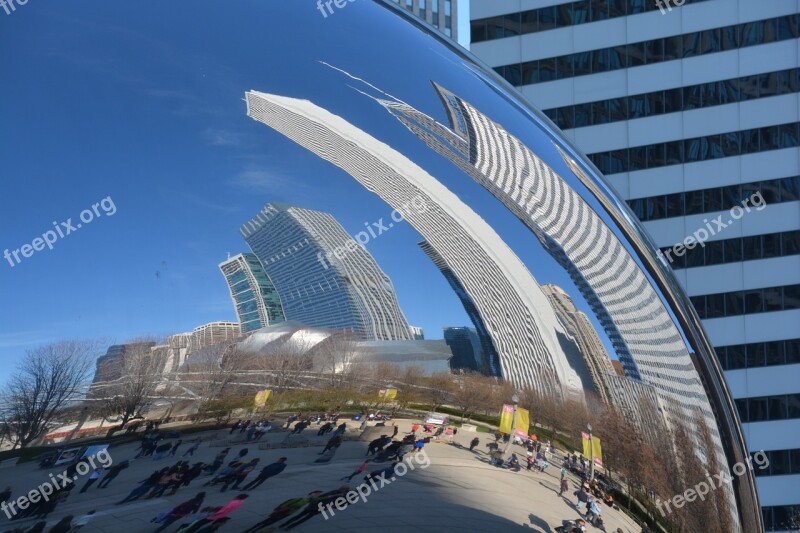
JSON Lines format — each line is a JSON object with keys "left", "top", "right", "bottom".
{"left": 379, "top": 388, "right": 398, "bottom": 400}
{"left": 513, "top": 407, "right": 530, "bottom": 438}
{"left": 581, "top": 432, "right": 603, "bottom": 466}
{"left": 254, "top": 389, "right": 271, "bottom": 408}
{"left": 499, "top": 404, "right": 514, "bottom": 434}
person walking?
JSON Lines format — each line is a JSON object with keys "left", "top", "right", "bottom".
{"left": 79, "top": 468, "right": 103, "bottom": 493}
{"left": 340, "top": 459, "right": 369, "bottom": 482}
{"left": 118, "top": 469, "right": 165, "bottom": 504}
{"left": 242, "top": 492, "right": 317, "bottom": 533}
{"left": 153, "top": 492, "right": 206, "bottom": 533}
{"left": 469, "top": 437, "right": 480, "bottom": 452}
{"left": 559, "top": 476, "right": 570, "bottom": 497}
{"left": 204, "top": 449, "right": 229, "bottom": 476}
{"left": 153, "top": 442, "right": 173, "bottom": 461}
{"left": 168, "top": 440, "right": 183, "bottom": 457}
{"left": 319, "top": 434, "right": 342, "bottom": 454}
{"left": 147, "top": 471, "right": 182, "bottom": 499}
{"left": 242, "top": 458, "right": 287, "bottom": 490}
{"left": 97, "top": 460, "right": 129, "bottom": 488}
{"left": 280, "top": 488, "right": 347, "bottom": 530}
{"left": 183, "top": 440, "right": 201, "bottom": 457}
{"left": 178, "top": 462, "right": 206, "bottom": 489}
{"left": 221, "top": 459, "right": 260, "bottom": 492}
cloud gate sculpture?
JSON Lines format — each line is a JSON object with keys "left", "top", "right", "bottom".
{"left": 240, "top": 1, "right": 760, "bottom": 530}
{"left": 3, "top": 1, "right": 764, "bottom": 531}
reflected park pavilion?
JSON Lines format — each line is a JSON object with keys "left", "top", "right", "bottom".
{"left": 241, "top": 2, "right": 761, "bottom": 530}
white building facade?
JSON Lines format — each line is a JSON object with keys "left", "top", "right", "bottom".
{"left": 469, "top": 1, "right": 800, "bottom": 528}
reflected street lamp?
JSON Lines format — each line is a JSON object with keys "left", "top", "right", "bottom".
{"left": 587, "top": 422, "right": 594, "bottom": 480}
{"left": 504, "top": 393, "right": 519, "bottom": 456}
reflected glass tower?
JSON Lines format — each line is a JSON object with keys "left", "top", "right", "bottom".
{"left": 240, "top": 202, "right": 412, "bottom": 341}
{"left": 219, "top": 253, "right": 285, "bottom": 333}
{"left": 420, "top": 240, "right": 500, "bottom": 376}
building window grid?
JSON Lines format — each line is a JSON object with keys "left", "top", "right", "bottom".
{"left": 471, "top": 0, "right": 710, "bottom": 43}
{"left": 631, "top": 176, "right": 800, "bottom": 222}
{"left": 663, "top": 230, "right": 800, "bottom": 270}
{"left": 542, "top": 68, "right": 800, "bottom": 130}
{"left": 489, "top": 14, "right": 799, "bottom": 87}
{"left": 762, "top": 504, "right": 800, "bottom": 531}
{"left": 587, "top": 122, "right": 800, "bottom": 175}
{"left": 717, "top": 338, "right": 800, "bottom": 371}
{"left": 690, "top": 284, "right": 800, "bottom": 320}
{"left": 736, "top": 393, "right": 800, "bottom": 423}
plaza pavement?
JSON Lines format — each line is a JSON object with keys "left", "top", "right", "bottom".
{"left": 1, "top": 419, "right": 644, "bottom": 532}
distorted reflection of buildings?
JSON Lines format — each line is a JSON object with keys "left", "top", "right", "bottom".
{"left": 443, "top": 326, "right": 483, "bottom": 372}
{"left": 90, "top": 341, "right": 156, "bottom": 387}
{"left": 219, "top": 253, "right": 286, "bottom": 333}
{"left": 420, "top": 240, "right": 500, "bottom": 376}
{"left": 240, "top": 202, "right": 413, "bottom": 341}
{"left": 236, "top": 320, "right": 452, "bottom": 374}
{"left": 375, "top": 81, "right": 734, "bottom": 518}
{"left": 89, "top": 321, "right": 241, "bottom": 396}
{"left": 379, "top": 82, "right": 719, "bottom": 439}
{"left": 541, "top": 284, "right": 616, "bottom": 404}
{"left": 409, "top": 326, "right": 425, "bottom": 340}
{"left": 244, "top": 90, "right": 596, "bottom": 402}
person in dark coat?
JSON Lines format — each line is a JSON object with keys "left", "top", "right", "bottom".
{"left": 242, "top": 458, "right": 288, "bottom": 490}
{"left": 154, "top": 492, "right": 206, "bottom": 532}
{"left": 98, "top": 460, "right": 129, "bottom": 488}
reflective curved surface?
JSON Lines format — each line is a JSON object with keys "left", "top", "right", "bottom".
{"left": 1, "top": 1, "right": 760, "bottom": 531}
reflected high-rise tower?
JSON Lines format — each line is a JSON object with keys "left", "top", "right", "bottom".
{"left": 381, "top": 83, "right": 713, "bottom": 426}
{"left": 541, "top": 284, "right": 616, "bottom": 404}
{"left": 244, "top": 91, "right": 594, "bottom": 401}
{"left": 420, "top": 240, "right": 500, "bottom": 376}
{"left": 219, "top": 253, "right": 285, "bottom": 333}
{"left": 240, "top": 202, "right": 412, "bottom": 341}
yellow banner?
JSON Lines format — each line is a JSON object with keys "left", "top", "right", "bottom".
{"left": 499, "top": 404, "right": 514, "bottom": 434}
{"left": 254, "top": 389, "right": 271, "bottom": 408}
{"left": 581, "top": 433, "right": 603, "bottom": 466}
{"left": 513, "top": 407, "right": 530, "bottom": 438}
{"left": 592, "top": 436, "right": 603, "bottom": 466}
{"left": 381, "top": 388, "right": 397, "bottom": 400}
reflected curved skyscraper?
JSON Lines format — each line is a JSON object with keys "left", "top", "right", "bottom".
{"left": 219, "top": 253, "right": 285, "bottom": 333}
{"left": 241, "top": 202, "right": 412, "bottom": 341}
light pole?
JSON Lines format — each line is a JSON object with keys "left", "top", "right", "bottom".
{"left": 587, "top": 422, "right": 595, "bottom": 481}
{"left": 503, "top": 393, "right": 519, "bottom": 455}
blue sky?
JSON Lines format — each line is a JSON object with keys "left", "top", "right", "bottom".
{"left": 0, "top": 0, "right": 638, "bottom": 381}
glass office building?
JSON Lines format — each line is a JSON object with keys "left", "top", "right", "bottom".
{"left": 240, "top": 203, "right": 413, "bottom": 341}
{"left": 219, "top": 253, "right": 285, "bottom": 333}
{"left": 470, "top": 1, "right": 799, "bottom": 529}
